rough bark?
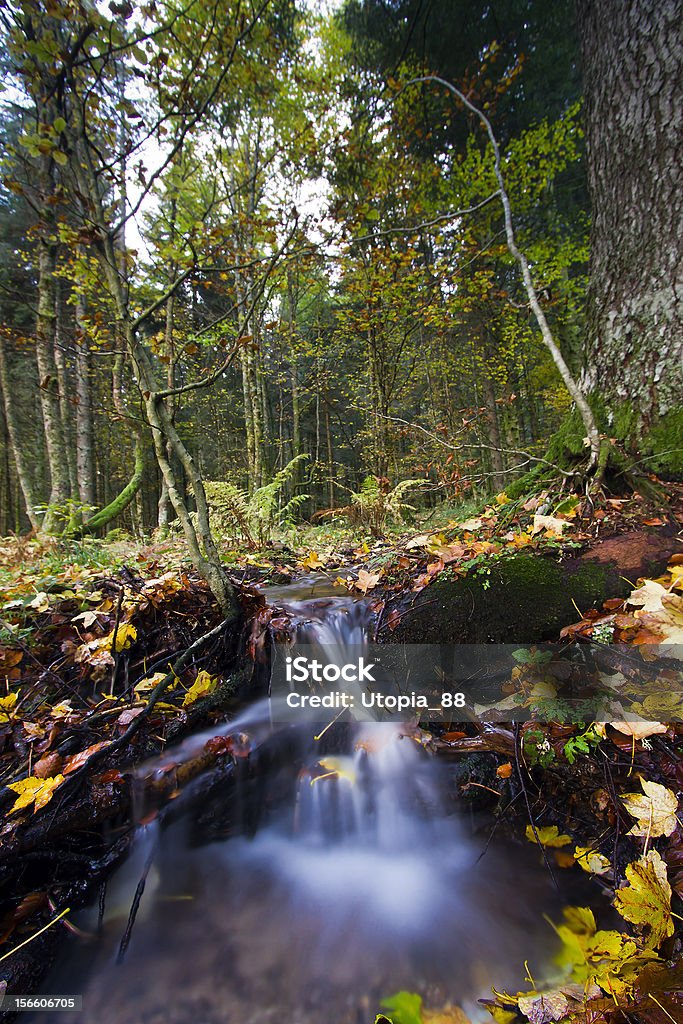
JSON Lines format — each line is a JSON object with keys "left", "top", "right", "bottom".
{"left": 576, "top": 0, "right": 683, "bottom": 424}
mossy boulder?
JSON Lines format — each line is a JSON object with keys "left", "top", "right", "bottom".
{"left": 379, "top": 530, "right": 679, "bottom": 645}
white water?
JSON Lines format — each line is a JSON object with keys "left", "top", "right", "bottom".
{"left": 33, "top": 592, "right": 566, "bottom": 1024}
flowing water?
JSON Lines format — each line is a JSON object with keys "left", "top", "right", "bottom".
{"left": 32, "top": 587, "right": 572, "bottom": 1024}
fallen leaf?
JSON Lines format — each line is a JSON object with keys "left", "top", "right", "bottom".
{"left": 496, "top": 762, "right": 513, "bottom": 779}
{"left": 517, "top": 991, "right": 569, "bottom": 1024}
{"left": 8, "top": 773, "right": 65, "bottom": 814}
{"left": 27, "top": 591, "right": 50, "bottom": 612}
{"left": 532, "top": 514, "right": 571, "bottom": 536}
{"left": 621, "top": 778, "right": 678, "bottom": 838}
{"left": 609, "top": 721, "right": 667, "bottom": 740}
{"left": 33, "top": 753, "right": 63, "bottom": 779}
{"left": 526, "top": 825, "right": 572, "bottom": 848}
{"left": 405, "top": 533, "right": 432, "bottom": 550}
{"left": 301, "top": 550, "right": 324, "bottom": 570}
{"left": 109, "top": 622, "right": 137, "bottom": 652}
{"left": 354, "top": 569, "right": 381, "bottom": 594}
{"left": 63, "top": 741, "right": 111, "bottom": 774}
{"left": 182, "top": 669, "right": 218, "bottom": 707}
{"left": 614, "top": 850, "right": 674, "bottom": 948}
{"left": 628, "top": 580, "right": 668, "bottom": 614}
{"left": 574, "top": 845, "right": 611, "bottom": 876}
{"left": 0, "top": 692, "right": 19, "bottom": 723}
{"left": 116, "top": 707, "right": 144, "bottom": 727}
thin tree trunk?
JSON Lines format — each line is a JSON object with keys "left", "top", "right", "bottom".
{"left": 483, "top": 374, "right": 506, "bottom": 491}
{"left": 75, "top": 293, "right": 95, "bottom": 508}
{"left": 35, "top": 239, "right": 70, "bottom": 531}
{"left": 53, "top": 279, "right": 77, "bottom": 499}
{"left": 0, "top": 336, "right": 41, "bottom": 530}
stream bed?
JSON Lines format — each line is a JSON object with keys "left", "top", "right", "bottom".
{"left": 29, "top": 588, "right": 588, "bottom": 1024}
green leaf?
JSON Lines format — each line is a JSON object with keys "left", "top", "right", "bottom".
{"left": 380, "top": 991, "right": 423, "bottom": 1024}
{"left": 53, "top": 117, "right": 66, "bottom": 133}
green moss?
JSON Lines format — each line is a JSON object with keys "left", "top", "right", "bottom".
{"left": 384, "top": 553, "right": 620, "bottom": 644}
{"left": 506, "top": 401, "right": 683, "bottom": 499}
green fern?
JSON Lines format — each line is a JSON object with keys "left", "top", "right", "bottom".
{"left": 205, "top": 454, "right": 309, "bottom": 548}
{"left": 323, "top": 476, "right": 426, "bottom": 537}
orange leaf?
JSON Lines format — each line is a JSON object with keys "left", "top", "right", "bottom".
{"left": 63, "top": 741, "right": 111, "bottom": 775}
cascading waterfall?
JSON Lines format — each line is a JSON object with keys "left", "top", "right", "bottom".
{"left": 31, "top": 588, "right": 565, "bottom": 1024}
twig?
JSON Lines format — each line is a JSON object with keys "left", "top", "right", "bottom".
{"left": 116, "top": 834, "right": 159, "bottom": 963}
{"left": 0, "top": 906, "right": 70, "bottom": 964}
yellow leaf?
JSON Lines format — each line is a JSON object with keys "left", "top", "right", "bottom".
{"left": 574, "top": 845, "right": 611, "bottom": 876}
{"left": 301, "top": 550, "right": 324, "bottom": 570}
{"left": 8, "top": 774, "right": 65, "bottom": 814}
{"left": 494, "top": 492, "right": 509, "bottom": 505}
{"left": 621, "top": 778, "right": 678, "bottom": 838}
{"left": 182, "top": 669, "right": 218, "bottom": 707}
{"left": 313, "top": 756, "right": 357, "bottom": 786}
{"left": 0, "top": 691, "right": 19, "bottom": 723}
{"left": 526, "top": 825, "right": 572, "bottom": 848}
{"left": 613, "top": 851, "right": 674, "bottom": 949}
{"left": 483, "top": 1007, "right": 517, "bottom": 1024}
{"left": 134, "top": 672, "right": 167, "bottom": 697}
{"left": 109, "top": 622, "right": 137, "bottom": 653}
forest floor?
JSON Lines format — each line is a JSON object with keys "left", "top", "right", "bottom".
{"left": 0, "top": 481, "right": 681, "bottom": 1022}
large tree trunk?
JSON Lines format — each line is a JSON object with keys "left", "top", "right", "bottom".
{"left": 577, "top": 0, "right": 683, "bottom": 426}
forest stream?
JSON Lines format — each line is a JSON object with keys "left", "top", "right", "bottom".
{"left": 26, "top": 583, "right": 591, "bottom": 1024}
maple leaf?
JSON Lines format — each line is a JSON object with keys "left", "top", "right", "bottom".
{"left": 8, "top": 773, "right": 65, "bottom": 814}
{"left": 182, "top": 669, "right": 218, "bottom": 707}
{"left": 109, "top": 622, "right": 137, "bottom": 652}
{"left": 609, "top": 720, "right": 667, "bottom": 740}
{"left": 613, "top": 851, "right": 674, "bottom": 949}
{"left": 301, "top": 550, "right": 324, "bottom": 570}
{"left": 554, "top": 906, "right": 659, "bottom": 997}
{"left": 354, "top": 568, "right": 381, "bottom": 594}
{"left": 621, "top": 778, "right": 678, "bottom": 838}
{"left": 574, "top": 845, "right": 611, "bottom": 876}
{"left": 531, "top": 514, "right": 571, "bottom": 536}
{"left": 526, "top": 825, "right": 572, "bottom": 848}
